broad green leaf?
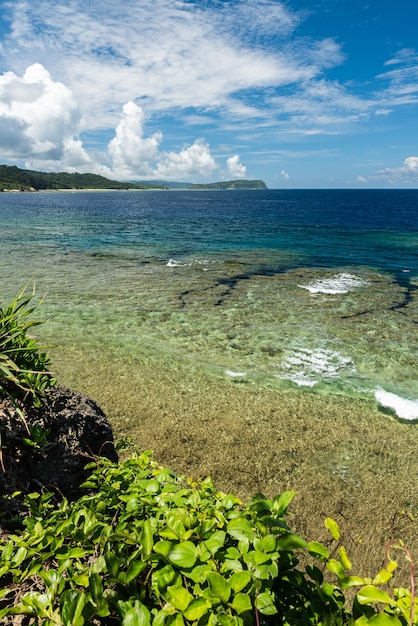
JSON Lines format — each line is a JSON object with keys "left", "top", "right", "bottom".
{"left": 141, "top": 520, "right": 154, "bottom": 556}
{"left": 126, "top": 559, "right": 147, "bottom": 583}
{"left": 327, "top": 558, "right": 346, "bottom": 579}
{"left": 166, "top": 613, "right": 185, "bottom": 625}
{"left": 321, "top": 582, "right": 339, "bottom": 598}
{"left": 126, "top": 497, "right": 139, "bottom": 513}
{"left": 244, "top": 550, "right": 272, "bottom": 567}
{"left": 11, "top": 546, "right": 27, "bottom": 566}
{"left": 2, "top": 542, "right": 14, "bottom": 561}
{"left": 166, "top": 513, "right": 186, "bottom": 540}
{"left": 306, "top": 564, "right": 323, "bottom": 584}
{"left": 39, "top": 569, "right": 60, "bottom": 587}
{"left": 153, "top": 609, "right": 173, "bottom": 626}
{"left": 308, "top": 541, "right": 330, "bottom": 560}
{"left": 168, "top": 542, "right": 197, "bottom": 569}
{"left": 272, "top": 490, "right": 296, "bottom": 515}
{"left": 207, "top": 572, "right": 231, "bottom": 604}
{"left": 167, "top": 585, "right": 194, "bottom": 611}
{"left": 22, "top": 592, "right": 50, "bottom": 615}
{"left": 229, "top": 571, "right": 251, "bottom": 593}
{"left": 154, "top": 540, "right": 173, "bottom": 558}
{"left": 338, "top": 546, "right": 352, "bottom": 571}
{"left": 60, "top": 590, "right": 86, "bottom": 626}
{"left": 155, "top": 541, "right": 197, "bottom": 569}
{"left": 122, "top": 603, "right": 151, "bottom": 626}
{"left": 204, "top": 530, "right": 226, "bottom": 555}
{"left": 55, "top": 547, "right": 88, "bottom": 560}
{"left": 231, "top": 592, "right": 252, "bottom": 615}
{"left": 339, "top": 576, "right": 366, "bottom": 589}
{"left": 217, "top": 613, "right": 239, "bottom": 626}
{"left": 144, "top": 479, "right": 161, "bottom": 493}
{"left": 152, "top": 564, "right": 180, "bottom": 594}
{"left": 256, "top": 534, "right": 277, "bottom": 553}
{"left": 73, "top": 573, "right": 89, "bottom": 588}
{"left": 183, "top": 597, "right": 211, "bottom": 621}
{"left": 227, "top": 518, "right": 255, "bottom": 542}
{"left": 183, "top": 563, "right": 213, "bottom": 583}
{"left": 372, "top": 567, "right": 396, "bottom": 585}
{"left": 89, "top": 573, "right": 103, "bottom": 603}
{"left": 357, "top": 585, "right": 392, "bottom": 606}
{"left": 255, "top": 591, "right": 278, "bottom": 615}
{"left": 275, "top": 533, "right": 307, "bottom": 551}
{"left": 225, "top": 547, "right": 241, "bottom": 560}
{"left": 325, "top": 518, "right": 341, "bottom": 541}
{"left": 105, "top": 551, "right": 120, "bottom": 578}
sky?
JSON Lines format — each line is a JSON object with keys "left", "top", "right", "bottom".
{"left": 0, "top": 0, "right": 417, "bottom": 188}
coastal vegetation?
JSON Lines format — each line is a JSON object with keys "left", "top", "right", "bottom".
{"left": 0, "top": 285, "right": 56, "bottom": 408}
{"left": 188, "top": 180, "right": 268, "bottom": 190}
{"left": 0, "top": 288, "right": 417, "bottom": 624}
{"left": 0, "top": 165, "right": 159, "bottom": 191}
{"left": 0, "top": 164, "right": 267, "bottom": 191}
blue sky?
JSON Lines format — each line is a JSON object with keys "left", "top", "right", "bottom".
{"left": 0, "top": 0, "right": 417, "bottom": 188}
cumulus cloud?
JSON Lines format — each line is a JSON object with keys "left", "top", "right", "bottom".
{"left": 0, "top": 0, "right": 315, "bottom": 128}
{"left": 106, "top": 104, "right": 218, "bottom": 180}
{"left": 226, "top": 155, "right": 246, "bottom": 179}
{"left": 377, "top": 156, "right": 418, "bottom": 183}
{"left": 281, "top": 169, "right": 290, "bottom": 180}
{"left": 155, "top": 139, "right": 217, "bottom": 180}
{"left": 108, "top": 101, "right": 162, "bottom": 178}
{"left": 0, "top": 63, "right": 80, "bottom": 160}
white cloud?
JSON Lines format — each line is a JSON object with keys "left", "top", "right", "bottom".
{"left": 106, "top": 104, "right": 219, "bottom": 180}
{"left": 0, "top": 63, "right": 80, "bottom": 159}
{"left": 404, "top": 156, "right": 418, "bottom": 171}
{"left": 269, "top": 78, "right": 375, "bottom": 137}
{"left": 226, "top": 155, "right": 246, "bottom": 179}
{"left": 108, "top": 101, "right": 162, "bottom": 178}
{"left": 0, "top": 0, "right": 416, "bottom": 185}
{"left": 357, "top": 176, "right": 368, "bottom": 183}
{"left": 155, "top": 139, "right": 217, "bottom": 180}
{"left": 281, "top": 169, "right": 290, "bottom": 180}
{"left": 0, "top": 0, "right": 316, "bottom": 128}
{"left": 377, "top": 156, "right": 418, "bottom": 182}
{"left": 384, "top": 48, "right": 418, "bottom": 67}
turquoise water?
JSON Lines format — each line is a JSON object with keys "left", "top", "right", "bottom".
{"left": 1, "top": 189, "right": 418, "bottom": 420}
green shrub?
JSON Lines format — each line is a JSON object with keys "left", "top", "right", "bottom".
{"left": 0, "top": 285, "right": 56, "bottom": 408}
{"left": 0, "top": 451, "right": 416, "bottom": 625}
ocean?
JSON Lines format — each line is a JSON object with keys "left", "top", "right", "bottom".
{"left": 1, "top": 188, "right": 418, "bottom": 421}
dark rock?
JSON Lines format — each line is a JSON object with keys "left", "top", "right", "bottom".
{"left": 0, "top": 385, "right": 118, "bottom": 522}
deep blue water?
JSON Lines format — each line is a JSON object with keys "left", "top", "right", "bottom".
{"left": 2, "top": 188, "right": 418, "bottom": 267}
{"left": 1, "top": 189, "right": 418, "bottom": 419}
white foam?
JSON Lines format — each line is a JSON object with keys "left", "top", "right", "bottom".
{"left": 225, "top": 369, "right": 247, "bottom": 378}
{"left": 166, "top": 258, "right": 211, "bottom": 268}
{"left": 166, "top": 258, "right": 186, "bottom": 267}
{"left": 298, "top": 272, "right": 369, "bottom": 295}
{"left": 375, "top": 388, "right": 418, "bottom": 421}
{"left": 275, "top": 347, "right": 355, "bottom": 387}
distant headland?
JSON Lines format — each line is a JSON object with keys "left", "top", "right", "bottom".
{"left": 0, "top": 164, "right": 267, "bottom": 192}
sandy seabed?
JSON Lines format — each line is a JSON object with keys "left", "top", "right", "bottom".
{"left": 49, "top": 341, "right": 418, "bottom": 585}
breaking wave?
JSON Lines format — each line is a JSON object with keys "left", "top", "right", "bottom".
{"left": 298, "top": 272, "right": 369, "bottom": 294}
{"left": 275, "top": 347, "right": 356, "bottom": 387}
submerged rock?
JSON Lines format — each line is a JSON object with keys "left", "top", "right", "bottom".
{"left": 0, "top": 385, "right": 117, "bottom": 522}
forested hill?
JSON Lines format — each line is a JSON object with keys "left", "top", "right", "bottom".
{"left": 189, "top": 179, "right": 267, "bottom": 190}
{"left": 0, "top": 165, "right": 157, "bottom": 191}
{"left": 0, "top": 165, "right": 268, "bottom": 191}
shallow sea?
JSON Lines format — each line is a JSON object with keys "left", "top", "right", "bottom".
{"left": 1, "top": 188, "right": 418, "bottom": 421}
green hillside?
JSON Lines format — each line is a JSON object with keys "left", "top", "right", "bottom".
{"left": 0, "top": 165, "right": 268, "bottom": 191}
{"left": 0, "top": 165, "right": 158, "bottom": 191}
{"left": 189, "top": 179, "right": 267, "bottom": 190}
